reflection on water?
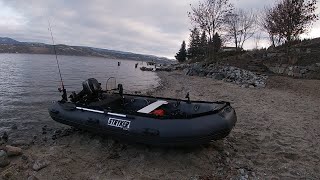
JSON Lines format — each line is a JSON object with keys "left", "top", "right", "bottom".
{"left": 0, "top": 54, "right": 159, "bottom": 139}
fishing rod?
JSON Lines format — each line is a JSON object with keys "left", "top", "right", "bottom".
{"left": 48, "top": 20, "right": 67, "bottom": 101}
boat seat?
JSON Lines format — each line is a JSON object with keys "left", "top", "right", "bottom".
{"left": 137, "top": 100, "right": 168, "bottom": 114}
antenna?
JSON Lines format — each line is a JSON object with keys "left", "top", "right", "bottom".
{"left": 48, "top": 20, "right": 67, "bottom": 101}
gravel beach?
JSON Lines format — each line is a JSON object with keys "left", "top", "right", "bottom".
{"left": 1, "top": 71, "right": 320, "bottom": 179}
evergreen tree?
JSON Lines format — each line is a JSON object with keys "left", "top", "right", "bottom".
{"left": 199, "top": 31, "right": 208, "bottom": 59}
{"left": 175, "top": 41, "right": 187, "bottom": 63}
{"left": 212, "top": 32, "right": 222, "bottom": 53}
{"left": 187, "top": 27, "right": 201, "bottom": 60}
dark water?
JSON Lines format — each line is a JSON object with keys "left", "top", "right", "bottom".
{"left": 0, "top": 54, "right": 159, "bottom": 141}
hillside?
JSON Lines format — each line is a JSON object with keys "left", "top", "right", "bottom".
{"left": 0, "top": 37, "right": 174, "bottom": 63}
{"left": 187, "top": 37, "right": 320, "bottom": 79}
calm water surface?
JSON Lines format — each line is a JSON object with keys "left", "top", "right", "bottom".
{"left": 0, "top": 54, "right": 159, "bottom": 141}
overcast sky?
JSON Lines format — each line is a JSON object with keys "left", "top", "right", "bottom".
{"left": 0, "top": 0, "right": 319, "bottom": 58}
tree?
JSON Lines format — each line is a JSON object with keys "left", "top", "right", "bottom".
{"left": 175, "top": 41, "right": 187, "bottom": 63}
{"left": 225, "top": 9, "right": 257, "bottom": 50}
{"left": 199, "top": 31, "right": 208, "bottom": 59}
{"left": 276, "top": 0, "right": 318, "bottom": 43}
{"left": 188, "top": 0, "right": 233, "bottom": 59}
{"left": 188, "top": 0, "right": 233, "bottom": 41}
{"left": 262, "top": 0, "right": 318, "bottom": 47}
{"left": 260, "top": 7, "right": 283, "bottom": 47}
{"left": 211, "top": 32, "right": 222, "bottom": 53}
{"left": 187, "top": 27, "right": 201, "bottom": 60}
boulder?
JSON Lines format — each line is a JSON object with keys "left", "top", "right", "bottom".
{"left": 5, "top": 145, "right": 22, "bottom": 156}
{"left": 0, "top": 150, "right": 10, "bottom": 167}
{"left": 241, "top": 84, "right": 249, "bottom": 88}
{"left": 33, "top": 159, "right": 50, "bottom": 171}
{"left": 214, "top": 73, "right": 225, "bottom": 80}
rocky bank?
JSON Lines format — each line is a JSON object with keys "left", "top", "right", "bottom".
{"left": 1, "top": 71, "right": 320, "bottom": 179}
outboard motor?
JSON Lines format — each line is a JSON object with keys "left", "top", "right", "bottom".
{"left": 70, "top": 78, "right": 102, "bottom": 103}
{"left": 82, "top": 78, "right": 101, "bottom": 95}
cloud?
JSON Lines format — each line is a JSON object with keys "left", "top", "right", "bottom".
{"left": 0, "top": 0, "right": 319, "bottom": 58}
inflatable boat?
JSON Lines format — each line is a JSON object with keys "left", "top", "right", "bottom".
{"left": 48, "top": 78, "right": 237, "bottom": 146}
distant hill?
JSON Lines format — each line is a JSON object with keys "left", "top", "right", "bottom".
{"left": 0, "top": 37, "right": 174, "bottom": 64}
{"left": 0, "top": 37, "right": 23, "bottom": 45}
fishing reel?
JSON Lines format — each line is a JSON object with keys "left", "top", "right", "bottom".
{"left": 58, "top": 87, "right": 68, "bottom": 101}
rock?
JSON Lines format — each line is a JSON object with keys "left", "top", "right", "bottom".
{"left": 2, "top": 132, "right": 8, "bottom": 142}
{"left": 239, "top": 168, "right": 245, "bottom": 175}
{"left": 225, "top": 151, "right": 230, "bottom": 156}
{"left": 21, "top": 155, "right": 28, "bottom": 161}
{"left": 5, "top": 145, "right": 22, "bottom": 156}
{"left": 32, "top": 159, "right": 50, "bottom": 171}
{"left": 215, "top": 73, "right": 225, "bottom": 80}
{"left": 27, "top": 175, "right": 39, "bottom": 180}
{"left": 241, "top": 84, "right": 249, "bottom": 88}
{"left": 1, "top": 169, "right": 14, "bottom": 180}
{"left": 240, "top": 175, "right": 248, "bottom": 180}
{"left": 42, "top": 137, "right": 47, "bottom": 142}
{"left": 0, "top": 150, "right": 10, "bottom": 167}
{"left": 249, "top": 85, "right": 255, "bottom": 88}
{"left": 11, "top": 124, "right": 18, "bottom": 130}
{"left": 183, "top": 68, "right": 190, "bottom": 75}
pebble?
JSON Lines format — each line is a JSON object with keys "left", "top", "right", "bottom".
{"left": 21, "top": 154, "right": 28, "bottom": 161}
{"left": 240, "top": 175, "right": 248, "bottom": 180}
{"left": 42, "top": 137, "right": 47, "bottom": 142}
{"left": 1, "top": 169, "right": 13, "bottom": 180}
{"left": 27, "top": 175, "right": 39, "bottom": 180}
{"left": 2, "top": 132, "right": 8, "bottom": 142}
{"left": 5, "top": 145, "right": 23, "bottom": 156}
{"left": 239, "top": 168, "right": 245, "bottom": 175}
{"left": 0, "top": 150, "right": 10, "bottom": 167}
{"left": 11, "top": 124, "right": 18, "bottom": 130}
{"left": 241, "top": 84, "right": 249, "bottom": 88}
{"left": 32, "top": 159, "right": 50, "bottom": 171}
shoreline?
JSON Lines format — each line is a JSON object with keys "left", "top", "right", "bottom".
{"left": 1, "top": 71, "right": 320, "bottom": 179}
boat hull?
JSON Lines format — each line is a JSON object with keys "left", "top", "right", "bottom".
{"left": 49, "top": 101, "right": 237, "bottom": 146}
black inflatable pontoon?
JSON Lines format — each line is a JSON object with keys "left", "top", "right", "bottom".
{"left": 48, "top": 78, "right": 237, "bottom": 146}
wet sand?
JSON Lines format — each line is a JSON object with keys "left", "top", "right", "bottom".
{"left": 1, "top": 71, "right": 320, "bottom": 179}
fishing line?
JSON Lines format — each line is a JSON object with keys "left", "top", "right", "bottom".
{"left": 48, "top": 19, "right": 67, "bottom": 101}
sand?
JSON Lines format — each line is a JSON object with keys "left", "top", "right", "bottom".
{"left": 1, "top": 71, "right": 320, "bottom": 179}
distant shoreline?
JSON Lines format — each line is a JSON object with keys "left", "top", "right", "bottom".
{"left": 0, "top": 37, "right": 175, "bottom": 63}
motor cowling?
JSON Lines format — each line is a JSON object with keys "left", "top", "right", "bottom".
{"left": 82, "top": 78, "right": 101, "bottom": 95}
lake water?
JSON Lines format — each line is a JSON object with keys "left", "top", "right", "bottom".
{"left": 0, "top": 54, "right": 159, "bottom": 142}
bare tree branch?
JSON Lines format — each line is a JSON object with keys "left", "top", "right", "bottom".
{"left": 225, "top": 9, "right": 257, "bottom": 49}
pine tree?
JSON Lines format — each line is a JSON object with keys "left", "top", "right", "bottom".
{"left": 187, "top": 27, "right": 201, "bottom": 60}
{"left": 199, "top": 31, "right": 208, "bottom": 59}
{"left": 212, "top": 32, "right": 222, "bottom": 53}
{"left": 175, "top": 41, "right": 187, "bottom": 63}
